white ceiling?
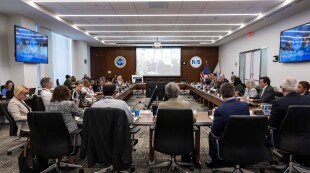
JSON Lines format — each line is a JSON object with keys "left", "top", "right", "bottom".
{"left": 0, "top": 0, "right": 309, "bottom": 47}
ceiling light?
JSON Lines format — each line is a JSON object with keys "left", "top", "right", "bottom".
{"left": 95, "top": 35, "right": 222, "bottom": 38}
{"left": 59, "top": 14, "right": 259, "bottom": 17}
{"left": 88, "top": 30, "right": 229, "bottom": 33}
{"left": 103, "top": 40, "right": 214, "bottom": 42}
{"left": 32, "top": 0, "right": 269, "bottom": 2}
{"left": 75, "top": 23, "right": 243, "bottom": 26}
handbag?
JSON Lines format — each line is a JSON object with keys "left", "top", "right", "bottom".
{"left": 18, "top": 138, "right": 46, "bottom": 173}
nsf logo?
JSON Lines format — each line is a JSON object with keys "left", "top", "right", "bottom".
{"left": 190, "top": 56, "right": 202, "bottom": 68}
{"left": 114, "top": 56, "right": 126, "bottom": 68}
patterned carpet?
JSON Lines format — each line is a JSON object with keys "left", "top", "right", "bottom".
{"left": 0, "top": 93, "right": 287, "bottom": 173}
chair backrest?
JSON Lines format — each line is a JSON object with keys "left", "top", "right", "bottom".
{"left": 31, "top": 95, "right": 45, "bottom": 111}
{"left": 154, "top": 109, "right": 194, "bottom": 155}
{"left": 0, "top": 102, "right": 18, "bottom": 136}
{"left": 0, "top": 85, "right": 5, "bottom": 91}
{"left": 27, "top": 112, "right": 70, "bottom": 159}
{"left": 56, "top": 79, "right": 60, "bottom": 86}
{"left": 81, "top": 108, "right": 132, "bottom": 170}
{"left": 277, "top": 105, "right": 310, "bottom": 156}
{"left": 221, "top": 115, "right": 268, "bottom": 166}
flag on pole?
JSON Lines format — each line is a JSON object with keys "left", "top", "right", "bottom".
{"left": 200, "top": 65, "right": 211, "bottom": 81}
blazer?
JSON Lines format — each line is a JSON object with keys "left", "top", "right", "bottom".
{"left": 211, "top": 98, "right": 250, "bottom": 136}
{"left": 8, "top": 97, "right": 31, "bottom": 131}
{"left": 158, "top": 98, "right": 196, "bottom": 122}
{"left": 268, "top": 92, "right": 310, "bottom": 128}
{"left": 80, "top": 108, "right": 132, "bottom": 171}
{"left": 251, "top": 85, "right": 275, "bottom": 103}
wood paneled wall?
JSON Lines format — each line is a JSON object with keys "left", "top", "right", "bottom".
{"left": 90, "top": 47, "right": 218, "bottom": 82}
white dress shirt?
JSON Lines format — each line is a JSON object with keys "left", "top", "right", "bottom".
{"left": 41, "top": 88, "right": 52, "bottom": 107}
{"left": 91, "top": 96, "right": 133, "bottom": 124}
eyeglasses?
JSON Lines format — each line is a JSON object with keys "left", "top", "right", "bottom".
{"left": 20, "top": 91, "right": 29, "bottom": 95}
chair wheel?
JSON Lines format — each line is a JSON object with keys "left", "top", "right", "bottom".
{"left": 79, "top": 168, "right": 84, "bottom": 173}
{"left": 7, "top": 151, "right": 12, "bottom": 155}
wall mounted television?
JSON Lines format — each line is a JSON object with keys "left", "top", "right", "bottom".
{"left": 15, "top": 25, "right": 48, "bottom": 64}
{"left": 279, "top": 22, "right": 310, "bottom": 63}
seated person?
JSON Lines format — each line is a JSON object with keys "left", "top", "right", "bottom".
{"left": 40, "top": 77, "right": 53, "bottom": 106}
{"left": 296, "top": 81, "right": 310, "bottom": 96}
{"left": 8, "top": 85, "right": 31, "bottom": 132}
{"left": 90, "top": 78, "right": 98, "bottom": 92}
{"left": 233, "top": 77, "right": 245, "bottom": 97}
{"left": 46, "top": 85, "right": 83, "bottom": 164}
{"left": 92, "top": 82, "right": 133, "bottom": 124}
{"left": 64, "top": 74, "right": 75, "bottom": 89}
{"left": 71, "top": 80, "right": 85, "bottom": 105}
{"left": 217, "top": 74, "right": 229, "bottom": 87}
{"left": 243, "top": 79, "right": 258, "bottom": 98}
{"left": 95, "top": 79, "right": 105, "bottom": 95}
{"left": 82, "top": 80, "right": 94, "bottom": 96}
{"left": 116, "top": 75, "right": 124, "bottom": 86}
{"left": 158, "top": 82, "right": 196, "bottom": 122}
{"left": 249, "top": 77, "right": 275, "bottom": 103}
{"left": 1, "top": 80, "right": 14, "bottom": 99}
{"left": 207, "top": 83, "right": 250, "bottom": 168}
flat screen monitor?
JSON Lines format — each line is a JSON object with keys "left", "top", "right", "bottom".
{"left": 279, "top": 22, "right": 310, "bottom": 63}
{"left": 15, "top": 25, "right": 48, "bottom": 64}
{"left": 132, "top": 75, "right": 143, "bottom": 83}
{"left": 136, "top": 48, "right": 181, "bottom": 76}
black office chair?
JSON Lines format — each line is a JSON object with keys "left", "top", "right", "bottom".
{"left": 80, "top": 108, "right": 134, "bottom": 172}
{"left": 269, "top": 105, "right": 310, "bottom": 173}
{"left": 0, "top": 102, "right": 29, "bottom": 155}
{"left": 150, "top": 109, "right": 194, "bottom": 173}
{"left": 56, "top": 79, "right": 60, "bottom": 86}
{"left": 212, "top": 115, "right": 268, "bottom": 173}
{"left": 31, "top": 95, "right": 45, "bottom": 111}
{"left": 27, "top": 112, "right": 82, "bottom": 173}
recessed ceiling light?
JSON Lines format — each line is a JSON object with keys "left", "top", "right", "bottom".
{"left": 95, "top": 35, "right": 221, "bottom": 38}
{"left": 75, "top": 23, "right": 243, "bottom": 26}
{"left": 31, "top": 0, "right": 269, "bottom": 2}
{"left": 59, "top": 14, "right": 259, "bottom": 17}
{"left": 88, "top": 30, "right": 230, "bottom": 33}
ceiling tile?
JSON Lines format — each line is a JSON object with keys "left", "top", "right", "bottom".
{"left": 137, "top": 9, "right": 180, "bottom": 14}
{"left": 179, "top": 9, "right": 204, "bottom": 14}
{"left": 252, "top": 1, "right": 284, "bottom": 8}
{"left": 205, "top": 1, "right": 256, "bottom": 9}
{"left": 110, "top": 2, "right": 135, "bottom": 9}
{"left": 69, "top": 9, "right": 115, "bottom": 15}
{"left": 60, "top": 2, "right": 112, "bottom": 10}
{"left": 114, "top": 9, "right": 137, "bottom": 14}
{"left": 182, "top": 2, "right": 207, "bottom": 9}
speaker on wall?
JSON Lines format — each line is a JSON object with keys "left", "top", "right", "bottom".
{"left": 273, "top": 55, "right": 279, "bottom": 62}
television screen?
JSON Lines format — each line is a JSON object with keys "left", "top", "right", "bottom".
{"left": 15, "top": 25, "right": 48, "bottom": 64}
{"left": 136, "top": 48, "right": 181, "bottom": 76}
{"left": 279, "top": 22, "right": 310, "bottom": 63}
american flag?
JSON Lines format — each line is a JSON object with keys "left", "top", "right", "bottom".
{"left": 200, "top": 65, "right": 211, "bottom": 82}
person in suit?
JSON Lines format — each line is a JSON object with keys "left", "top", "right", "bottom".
{"left": 250, "top": 76, "right": 275, "bottom": 103}
{"left": 268, "top": 78, "right": 310, "bottom": 130}
{"left": 8, "top": 85, "right": 31, "bottom": 132}
{"left": 71, "top": 80, "right": 85, "bottom": 106}
{"left": 207, "top": 83, "right": 250, "bottom": 168}
{"left": 296, "top": 81, "right": 310, "bottom": 96}
{"left": 268, "top": 78, "right": 310, "bottom": 166}
{"left": 40, "top": 77, "right": 53, "bottom": 107}
{"left": 158, "top": 82, "right": 196, "bottom": 122}
{"left": 46, "top": 85, "right": 83, "bottom": 164}
{"left": 63, "top": 74, "right": 73, "bottom": 89}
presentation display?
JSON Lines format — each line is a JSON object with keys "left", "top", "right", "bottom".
{"left": 15, "top": 25, "right": 48, "bottom": 64}
{"left": 279, "top": 22, "right": 310, "bottom": 63}
{"left": 136, "top": 48, "right": 181, "bottom": 76}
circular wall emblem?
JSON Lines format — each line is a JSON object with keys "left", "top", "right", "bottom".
{"left": 114, "top": 56, "right": 126, "bottom": 68}
{"left": 190, "top": 56, "right": 202, "bottom": 68}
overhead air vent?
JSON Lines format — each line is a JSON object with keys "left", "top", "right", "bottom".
{"left": 148, "top": 2, "right": 169, "bottom": 9}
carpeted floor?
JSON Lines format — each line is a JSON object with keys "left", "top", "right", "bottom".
{"left": 0, "top": 93, "right": 288, "bottom": 173}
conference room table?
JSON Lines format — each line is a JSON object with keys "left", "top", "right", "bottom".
{"left": 133, "top": 111, "right": 212, "bottom": 165}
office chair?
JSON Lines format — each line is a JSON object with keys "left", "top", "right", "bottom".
{"left": 31, "top": 95, "right": 45, "bottom": 111}
{"left": 56, "top": 79, "right": 60, "bottom": 86}
{"left": 150, "top": 109, "right": 194, "bottom": 173}
{"left": 211, "top": 115, "right": 268, "bottom": 173}
{"left": 27, "top": 112, "right": 82, "bottom": 173}
{"left": 80, "top": 108, "right": 134, "bottom": 173}
{"left": 0, "top": 102, "right": 29, "bottom": 155}
{"left": 269, "top": 105, "right": 310, "bottom": 173}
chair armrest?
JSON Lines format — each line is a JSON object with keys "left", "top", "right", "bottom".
{"left": 130, "top": 126, "right": 141, "bottom": 134}
{"left": 268, "top": 126, "right": 277, "bottom": 148}
{"left": 193, "top": 125, "right": 198, "bottom": 131}
{"left": 210, "top": 131, "right": 223, "bottom": 160}
{"left": 69, "top": 129, "right": 82, "bottom": 135}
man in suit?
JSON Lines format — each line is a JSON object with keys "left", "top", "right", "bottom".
{"left": 268, "top": 78, "right": 310, "bottom": 131}
{"left": 207, "top": 83, "right": 250, "bottom": 168}
{"left": 296, "top": 81, "right": 310, "bottom": 96}
{"left": 268, "top": 78, "right": 310, "bottom": 165}
{"left": 250, "top": 76, "right": 275, "bottom": 103}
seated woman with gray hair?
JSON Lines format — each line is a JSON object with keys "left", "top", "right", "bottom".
{"left": 243, "top": 79, "right": 258, "bottom": 98}
{"left": 157, "top": 82, "right": 196, "bottom": 122}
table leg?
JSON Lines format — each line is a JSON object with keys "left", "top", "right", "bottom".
{"left": 149, "top": 127, "right": 155, "bottom": 164}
